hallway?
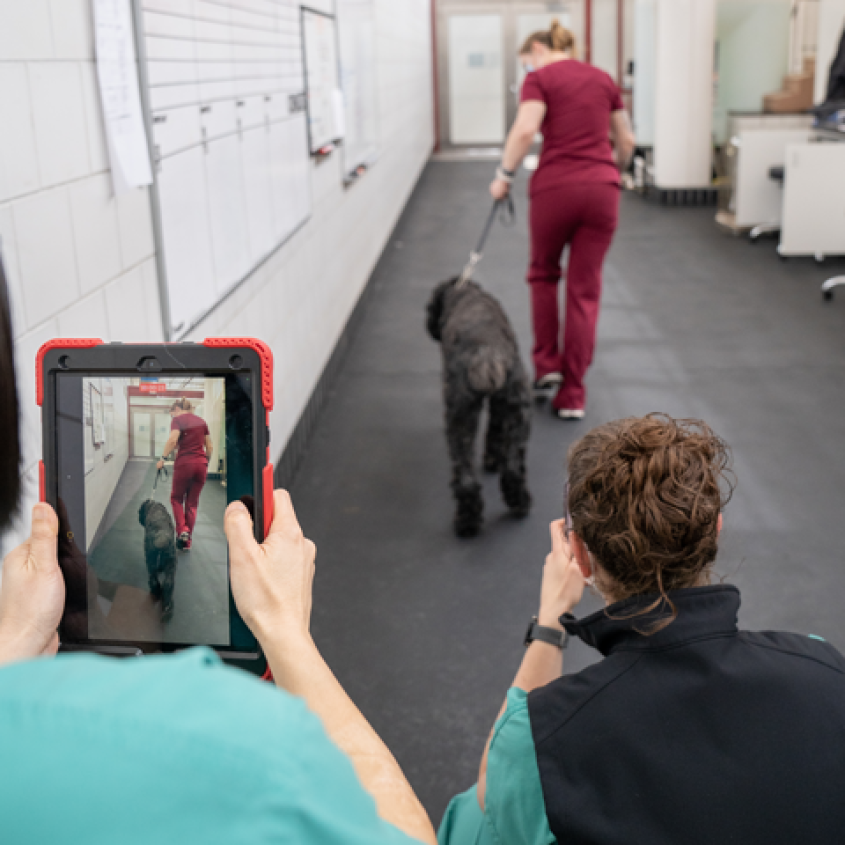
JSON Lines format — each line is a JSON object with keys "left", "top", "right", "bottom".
{"left": 291, "top": 161, "right": 845, "bottom": 821}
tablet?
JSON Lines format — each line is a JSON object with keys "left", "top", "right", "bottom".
{"left": 37, "top": 339, "right": 274, "bottom": 665}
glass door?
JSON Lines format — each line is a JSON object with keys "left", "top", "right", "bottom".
{"left": 132, "top": 412, "right": 152, "bottom": 458}
{"left": 154, "top": 413, "right": 171, "bottom": 458}
{"left": 447, "top": 13, "right": 506, "bottom": 144}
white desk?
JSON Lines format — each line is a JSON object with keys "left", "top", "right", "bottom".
{"left": 779, "top": 132, "right": 845, "bottom": 260}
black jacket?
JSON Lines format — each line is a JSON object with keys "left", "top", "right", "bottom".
{"left": 528, "top": 586, "right": 845, "bottom": 845}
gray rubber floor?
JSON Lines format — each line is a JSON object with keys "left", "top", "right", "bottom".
{"left": 291, "top": 161, "right": 845, "bottom": 823}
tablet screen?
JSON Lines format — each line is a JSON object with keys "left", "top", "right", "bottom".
{"left": 54, "top": 372, "right": 254, "bottom": 649}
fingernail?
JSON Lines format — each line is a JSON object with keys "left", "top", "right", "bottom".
{"left": 33, "top": 504, "right": 49, "bottom": 522}
{"left": 228, "top": 501, "right": 247, "bottom": 514}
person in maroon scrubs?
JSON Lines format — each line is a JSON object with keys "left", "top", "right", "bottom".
{"left": 157, "top": 398, "right": 213, "bottom": 551}
{"left": 490, "top": 20, "right": 635, "bottom": 419}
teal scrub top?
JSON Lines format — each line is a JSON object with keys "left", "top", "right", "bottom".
{"left": 0, "top": 648, "right": 421, "bottom": 845}
{"left": 438, "top": 688, "right": 555, "bottom": 845}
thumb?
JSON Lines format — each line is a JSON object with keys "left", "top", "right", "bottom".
{"left": 550, "top": 519, "right": 567, "bottom": 553}
{"left": 225, "top": 501, "right": 257, "bottom": 561}
{"left": 28, "top": 504, "right": 59, "bottom": 573}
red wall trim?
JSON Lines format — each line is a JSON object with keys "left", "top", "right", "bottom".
{"left": 617, "top": 0, "right": 624, "bottom": 87}
{"left": 585, "top": 0, "right": 593, "bottom": 64}
{"left": 431, "top": 0, "right": 441, "bottom": 152}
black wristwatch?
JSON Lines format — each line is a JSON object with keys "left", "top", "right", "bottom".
{"left": 524, "top": 616, "right": 568, "bottom": 649}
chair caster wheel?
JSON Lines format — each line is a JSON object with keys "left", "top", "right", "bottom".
{"left": 823, "top": 290, "right": 834, "bottom": 302}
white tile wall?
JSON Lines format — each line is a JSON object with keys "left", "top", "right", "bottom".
{"left": 69, "top": 173, "right": 122, "bottom": 293}
{"left": 14, "top": 187, "right": 81, "bottom": 324}
{"left": 57, "top": 288, "right": 109, "bottom": 338}
{"left": 0, "top": 64, "right": 40, "bottom": 201}
{"left": 104, "top": 264, "right": 151, "bottom": 341}
{"left": 79, "top": 63, "right": 109, "bottom": 172}
{"left": 0, "top": 0, "right": 53, "bottom": 62}
{"left": 0, "top": 0, "right": 433, "bottom": 558}
{"left": 29, "top": 63, "right": 91, "bottom": 185}
{"left": 49, "top": 0, "right": 94, "bottom": 61}
{"left": 116, "top": 186, "right": 156, "bottom": 269}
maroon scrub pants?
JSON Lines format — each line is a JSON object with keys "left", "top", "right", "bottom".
{"left": 528, "top": 182, "right": 620, "bottom": 411}
{"left": 170, "top": 458, "right": 208, "bottom": 537}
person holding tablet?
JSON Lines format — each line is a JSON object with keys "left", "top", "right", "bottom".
{"left": 0, "top": 262, "right": 435, "bottom": 843}
{"left": 157, "top": 398, "right": 213, "bottom": 551}
{"left": 490, "top": 20, "right": 635, "bottom": 419}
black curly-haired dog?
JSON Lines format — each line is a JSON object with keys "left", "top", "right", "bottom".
{"left": 138, "top": 500, "right": 177, "bottom": 620}
{"left": 427, "top": 277, "right": 532, "bottom": 537}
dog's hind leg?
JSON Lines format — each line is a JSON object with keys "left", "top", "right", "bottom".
{"left": 483, "top": 401, "right": 506, "bottom": 473}
{"left": 146, "top": 547, "right": 163, "bottom": 601}
{"left": 160, "top": 555, "right": 176, "bottom": 621}
{"left": 445, "top": 385, "right": 484, "bottom": 537}
{"left": 490, "top": 370, "right": 533, "bottom": 518}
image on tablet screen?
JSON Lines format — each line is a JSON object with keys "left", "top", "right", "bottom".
{"left": 77, "top": 376, "right": 232, "bottom": 646}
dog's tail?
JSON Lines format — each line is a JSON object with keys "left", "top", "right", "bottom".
{"left": 467, "top": 348, "right": 509, "bottom": 394}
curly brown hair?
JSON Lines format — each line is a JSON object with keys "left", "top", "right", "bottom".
{"left": 567, "top": 414, "right": 735, "bottom": 631}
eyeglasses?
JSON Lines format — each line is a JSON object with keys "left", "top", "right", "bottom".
{"left": 563, "top": 481, "right": 572, "bottom": 537}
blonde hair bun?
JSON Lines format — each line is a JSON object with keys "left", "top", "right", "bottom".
{"left": 520, "top": 19, "right": 577, "bottom": 58}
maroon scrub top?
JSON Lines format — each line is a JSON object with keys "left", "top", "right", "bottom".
{"left": 520, "top": 59, "right": 624, "bottom": 195}
{"left": 171, "top": 412, "right": 210, "bottom": 461}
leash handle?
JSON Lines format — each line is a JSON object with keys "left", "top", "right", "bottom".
{"left": 152, "top": 465, "right": 168, "bottom": 494}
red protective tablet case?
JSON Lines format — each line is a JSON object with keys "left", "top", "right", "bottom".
{"left": 37, "top": 338, "right": 276, "bottom": 675}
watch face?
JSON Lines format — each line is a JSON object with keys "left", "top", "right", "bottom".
{"left": 524, "top": 618, "right": 538, "bottom": 647}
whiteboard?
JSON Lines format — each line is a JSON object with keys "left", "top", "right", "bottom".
{"left": 302, "top": 7, "right": 345, "bottom": 153}
{"left": 337, "top": 0, "right": 379, "bottom": 177}
{"left": 136, "top": 0, "right": 313, "bottom": 338}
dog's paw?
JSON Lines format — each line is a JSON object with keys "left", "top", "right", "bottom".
{"left": 454, "top": 486, "right": 484, "bottom": 537}
{"left": 501, "top": 473, "right": 532, "bottom": 517}
{"left": 454, "top": 518, "right": 483, "bottom": 538}
{"left": 509, "top": 499, "right": 532, "bottom": 519}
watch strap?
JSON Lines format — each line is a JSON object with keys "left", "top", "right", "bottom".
{"left": 524, "top": 617, "right": 568, "bottom": 649}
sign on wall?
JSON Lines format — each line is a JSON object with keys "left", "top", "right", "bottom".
{"left": 302, "top": 7, "right": 345, "bottom": 153}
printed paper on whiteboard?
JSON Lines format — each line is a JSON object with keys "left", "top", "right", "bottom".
{"left": 93, "top": 0, "right": 153, "bottom": 194}
{"left": 302, "top": 9, "right": 343, "bottom": 153}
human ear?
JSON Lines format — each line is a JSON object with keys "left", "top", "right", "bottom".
{"left": 717, "top": 513, "right": 723, "bottom": 535}
{"left": 569, "top": 531, "right": 593, "bottom": 581}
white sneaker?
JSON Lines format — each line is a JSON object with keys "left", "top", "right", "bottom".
{"left": 556, "top": 408, "right": 585, "bottom": 421}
